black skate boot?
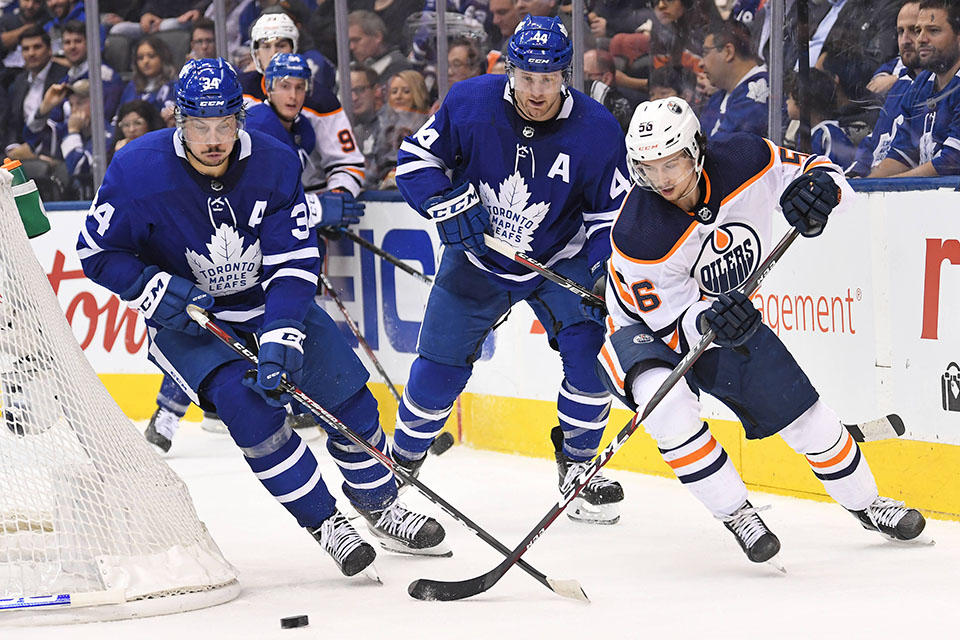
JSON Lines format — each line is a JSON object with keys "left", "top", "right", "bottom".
{"left": 357, "top": 499, "right": 451, "bottom": 557}
{"left": 392, "top": 450, "right": 426, "bottom": 495}
{"left": 850, "top": 497, "right": 926, "bottom": 541}
{"left": 552, "top": 426, "right": 624, "bottom": 525}
{"left": 308, "top": 509, "right": 380, "bottom": 581}
{"left": 720, "top": 501, "right": 782, "bottom": 566}
{"left": 144, "top": 408, "right": 178, "bottom": 453}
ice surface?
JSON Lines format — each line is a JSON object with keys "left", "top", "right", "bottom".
{"left": 13, "top": 423, "right": 959, "bottom": 639}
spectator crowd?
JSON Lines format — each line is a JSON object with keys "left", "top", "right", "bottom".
{"left": 1, "top": 0, "right": 958, "bottom": 200}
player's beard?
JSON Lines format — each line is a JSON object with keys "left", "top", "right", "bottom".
{"left": 191, "top": 143, "right": 232, "bottom": 168}
{"left": 920, "top": 43, "right": 960, "bottom": 74}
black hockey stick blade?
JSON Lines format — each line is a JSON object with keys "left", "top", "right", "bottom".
{"left": 845, "top": 414, "right": 905, "bottom": 443}
{"left": 429, "top": 431, "right": 455, "bottom": 456}
{"left": 410, "top": 571, "right": 588, "bottom": 602}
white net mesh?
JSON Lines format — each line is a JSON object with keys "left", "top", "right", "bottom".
{"left": 0, "top": 170, "right": 238, "bottom": 621}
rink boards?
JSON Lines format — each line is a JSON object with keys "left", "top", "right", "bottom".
{"left": 35, "top": 185, "right": 960, "bottom": 519}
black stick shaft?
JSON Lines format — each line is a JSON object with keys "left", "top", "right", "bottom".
{"left": 338, "top": 228, "right": 433, "bottom": 284}
{"left": 484, "top": 235, "right": 603, "bottom": 306}
{"left": 319, "top": 272, "right": 401, "bottom": 402}
{"left": 185, "top": 307, "right": 575, "bottom": 598}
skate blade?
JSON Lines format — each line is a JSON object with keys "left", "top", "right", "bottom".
{"left": 360, "top": 564, "right": 383, "bottom": 584}
{"left": 884, "top": 533, "right": 936, "bottom": 546}
{"left": 374, "top": 536, "right": 453, "bottom": 558}
{"left": 765, "top": 557, "right": 787, "bottom": 574}
{"left": 566, "top": 498, "right": 620, "bottom": 525}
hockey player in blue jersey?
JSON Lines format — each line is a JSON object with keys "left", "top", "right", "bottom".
{"left": 393, "top": 16, "right": 631, "bottom": 525}
{"left": 869, "top": 0, "right": 960, "bottom": 177}
{"left": 77, "top": 58, "right": 450, "bottom": 578}
{"left": 598, "top": 96, "right": 925, "bottom": 566}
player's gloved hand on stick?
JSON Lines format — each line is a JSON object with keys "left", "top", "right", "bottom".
{"left": 242, "top": 320, "right": 306, "bottom": 407}
{"left": 698, "top": 290, "right": 761, "bottom": 348}
{"left": 307, "top": 190, "right": 365, "bottom": 229}
{"left": 122, "top": 266, "right": 213, "bottom": 336}
{"left": 422, "top": 182, "right": 490, "bottom": 256}
{"left": 580, "top": 263, "right": 607, "bottom": 325}
{"left": 779, "top": 167, "right": 841, "bottom": 238}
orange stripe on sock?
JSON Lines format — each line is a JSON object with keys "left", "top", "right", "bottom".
{"left": 807, "top": 433, "right": 853, "bottom": 468}
{"left": 666, "top": 437, "right": 717, "bottom": 469}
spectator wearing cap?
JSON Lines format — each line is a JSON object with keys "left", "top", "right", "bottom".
{"left": 56, "top": 78, "right": 104, "bottom": 199}
{"left": 583, "top": 48, "right": 634, "bottom": 133}
{"left": 4, "top": 25, "right": 67, "bottom": 156}
{"left": 348, "top": 10, "right": 412, "bottom": 86}
{"left": 699, "top": 19, "right": 770, "bottom": 139}
{"left": 0, "top": 0, "right": 50, "bottom": 75}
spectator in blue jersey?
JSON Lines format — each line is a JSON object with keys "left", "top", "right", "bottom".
{"left": 43, "top": 0, "right": 84, "bottom": 53}
{"left": 847, "top": 0, "right": 921, "bottom": 178}
{"left": 115, "top": 36, "right": 178, "bottom": 129}
{"left": 392, "top": 16, "right": 629, "bottom": 525}
{"left": 869, "top": 0, "right": 960, "bottom": 177}
{"left": 785, "top": 69, "right": 856, "bottom": 170}
{"left": 699, "top": 19, "right": 770, "bottom": 139}
{"left": 55, "top": 78, "right": 104, "bottom": 199}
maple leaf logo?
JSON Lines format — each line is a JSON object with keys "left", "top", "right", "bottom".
{"left": 478, "top": 172, "right": 550, "bottom": 253}
{"left": 746, "top": 77, "right": 769, "bottom": 104}
{"left": 185, "top": 223, "right": 262, "bottom": 296}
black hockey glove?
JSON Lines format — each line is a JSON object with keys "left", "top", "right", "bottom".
{"left": 122, "top": 266, "right": 212, "bottom": 336}
{"left": 421, "top": 182, "right": 491, "bottom": 256}
{"left": 779, "top": 167, "right": 841, "bottom": 238}
{"left": 698, "top": 290, "right": 761, "bottom": 348}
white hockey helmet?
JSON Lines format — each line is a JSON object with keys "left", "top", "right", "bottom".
{"left": 251, "top": 13, "right": 300, "bottom": 72}
{"left": 625, "top": 97, "right": 705, "bottom": 188}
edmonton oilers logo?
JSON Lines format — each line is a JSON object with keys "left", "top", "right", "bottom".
{"left": 693, "top": 222, "right": 760, "bottom": 295}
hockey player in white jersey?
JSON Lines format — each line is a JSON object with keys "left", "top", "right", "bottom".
{"left": 77, "top": 59, "right": 450, "bottom": 578}
{"left": 392, "top": 16, "right": 630, "bottom": 524}
{"left": 598, "top": 97, "right": 925, "bottom": 564}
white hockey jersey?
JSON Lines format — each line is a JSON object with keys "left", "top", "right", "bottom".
{"left": 598, "top": 133, "right": 856, "bottom": 394}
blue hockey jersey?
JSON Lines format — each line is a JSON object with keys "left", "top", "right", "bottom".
{"left": 847, "top": 57, "right": 914, "bottom": 177}
{"left": 886, "top": 68, "right": 960, "bottom": 175}
{"left": 705, "top": 65, "right": 770, "bottom": 139}
{"left": 811, "top": 120, "right": 856, "bottom": 170}
{"left": 395, "top": 74, "right": 631, "bottom": 288}
{"left": 77, "top": 128, "right": 320, "bottom": 333}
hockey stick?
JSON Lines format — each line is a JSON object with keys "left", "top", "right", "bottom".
{"left": 185, "top": 307, "right": 586, "bottom": 602}
{"left": 483, "top": 235, "right": 603, "bottom": 307}
{"left": 407, "top": 228, "right": 803, "bottom": 601}
{"left": 321, "top": 227, "right": 433, "bottom": 285}
{"left": 319, "top": 272, "right": 401, "bottom": 402}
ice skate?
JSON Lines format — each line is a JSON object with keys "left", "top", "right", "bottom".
{"left": 357, "top": 499, "right": 451, "bottom": 557}
{"left": 392, "top": 450, "right": 425, "bottom": 495}
{"left": 552, "top": 426, "right": 623, "bottom": 525}
{"left": 200, "top": 410, "right": 228, "bottom": 433}
{"left": 309, "top": 509, "right": 380, "bottom": 582}
{"left": 144, "top": 407, "right": 179, "bottom": 454}
{"left": 720, "top": 501, "right": 784, "bottom": 571}
{"left": 850, "top": 497, "right": 928, "bottom": 543}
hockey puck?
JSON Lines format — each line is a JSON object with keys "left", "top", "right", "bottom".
{"left": 280, "top": 615, "right": 309, "bottom": 629}
{"left": 429, "top": 431, "right": 455, "bottom": 456}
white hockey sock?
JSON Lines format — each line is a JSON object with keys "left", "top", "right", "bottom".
{"left": 779, "top": 401, "right": 878, "bottom": 511}
{"left": 660, "top": 425, "right": 748, "bottom": 518}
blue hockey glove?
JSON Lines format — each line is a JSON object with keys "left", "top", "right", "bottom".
{"left": 780, "top": 168, "right": 841, "bottom": 238}
{"left": 422, "top": 182, "right": 490, "bottom": 256}
{"left": 698, "top": 290, "right": 761, "bottom": 348}
{"left": 122, "top": 266, "right": 212, "bottom": 336}
{"left": 307, "top": 190, "right": 365, "bottom": 229}
{"left": 580, "top": 273, "right": 607, "bottom": 325}
{"left": 241, "top": 320, "right": 306, "bottom": 407}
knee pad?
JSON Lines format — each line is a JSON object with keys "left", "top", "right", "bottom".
{"left": 555, "top": 322, "right": 605, "bottom": 393}
{"left": 406, "top": 357, "right": 472, "bottom": 410}
{"left": 324, "top": 386, "right": 381, "bottom": 446}
{"left": 778, "top": 400, "right": 845, "bottom": 455}
{"left": 630, "top": 367, "right": 701, "bottom": 447}
{"left": 201, "top": 360, "right": 285, "bottom": 449}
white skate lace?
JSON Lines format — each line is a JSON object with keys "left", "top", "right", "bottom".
{"left": 721, "top": 503, "right": 772, "bottom": 549}
{"left": 866, "top": 497, "right": 908, "bottom": 529}
{"left": 564, "top": 460, "right": 617, "bottom": 493}
{"left": 153, "top": 408, "right": 181, "bottom": 440}
{"left": 374, "top": 501, "right": 427, "bottom": 540}
{"left": 317, "top": 512, "right": 364, "bottom": 563}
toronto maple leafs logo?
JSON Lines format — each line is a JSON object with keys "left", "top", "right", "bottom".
{"left": 479, "top": 172, "right": 550, "bottom": 253}
{"left": 185, "top": 224, "right": 262, "bottom": 296}
{"left": 746, "top": 77, "right": 769, "bottom": 104}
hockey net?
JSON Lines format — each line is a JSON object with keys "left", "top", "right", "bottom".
{"left": 0, "top": 171, "right": 239, "bottom": 624}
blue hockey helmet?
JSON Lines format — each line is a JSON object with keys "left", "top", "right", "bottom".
{"left": 175, "top": 58, "right": 244, "bottom": 119}
{"left": 264, "top": 53, "right": 312, "bottom": 94}
{"left": 506, "top": 15, "right": 572, "bottom": 75}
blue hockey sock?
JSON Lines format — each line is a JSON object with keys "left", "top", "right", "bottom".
{"left": 157, "top": 374, "right": 191, "bottom": 417}
{"left": 393, "top": 357, "right": 471, "bottom": 462}
{"left": 557, "top": 378, "right": 611, "bottom": 460}
{"left": 323, "top": 387, "right": 396, "bottom": 511}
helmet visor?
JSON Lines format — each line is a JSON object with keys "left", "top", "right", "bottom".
{"left": 180, "top": 115, "right": 240, "bottom": 145}
{"left": 631, "top": 151, "right": 697, "bottom": 196}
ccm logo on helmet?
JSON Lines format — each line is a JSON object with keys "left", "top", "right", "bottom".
{"left": 199, "top": 100, "right": 226, "bottom": 107}
{"left": 527, "top": 57, "right": 551, "bottom": 63}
